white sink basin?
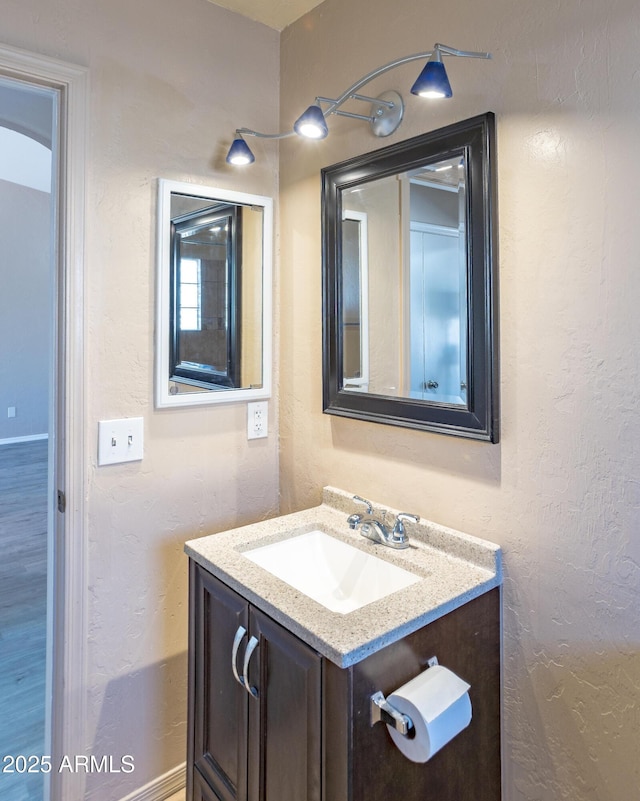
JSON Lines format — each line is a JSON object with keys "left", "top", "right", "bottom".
{"left": 243, "top": 529, "right": 421, "bottom": 614}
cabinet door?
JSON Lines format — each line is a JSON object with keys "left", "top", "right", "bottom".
{"left": 191, "top": 564, "right": 250, "bottom": 801}
{"left": 193, "top": 767, "right": 223, "bottom": 801}
{"left": 247, "top": 607, "right": 322, "bottom": 801}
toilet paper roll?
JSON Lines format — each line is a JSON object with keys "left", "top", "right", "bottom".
{"left": 386, "top": 664, "right": 472, "bottom": 763}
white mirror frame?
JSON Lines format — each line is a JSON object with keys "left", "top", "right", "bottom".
{"left": 155, "top": 179, "right": 273, "bottom": 408}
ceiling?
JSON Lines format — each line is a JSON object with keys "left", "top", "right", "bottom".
{"left": 206, "top": 0, "right": 324, "bottom": 31}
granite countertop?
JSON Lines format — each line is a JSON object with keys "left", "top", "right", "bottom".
{"left": 185, "top": 486, "right": 502, "bottom": 668}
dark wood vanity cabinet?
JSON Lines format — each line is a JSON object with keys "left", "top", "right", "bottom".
{"left": 325, "top": 588, "right": 501, "bottom": 801}
{"left": 188, "top": 562, "right": 321, "bottom": 801}
{"left": 188, "top": 559, "right": 501, "bottom": 801}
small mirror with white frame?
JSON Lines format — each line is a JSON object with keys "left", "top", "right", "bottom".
{"left": 155, "top": 179, "right": 273, "bottom": 408}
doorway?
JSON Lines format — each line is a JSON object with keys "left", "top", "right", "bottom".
{"left": 0, "top": 72, "right": 56, "bottom": 801}
{"left": 0, "top": 44, "right": 87, "bottom": 801}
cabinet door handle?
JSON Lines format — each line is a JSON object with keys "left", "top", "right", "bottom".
{"left": 242, "top": 635, "right": 260, "bottom": 698}
{"left": 231, "top": 625, "right": 247, "bottom": 688}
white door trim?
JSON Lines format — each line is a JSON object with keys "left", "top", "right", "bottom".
{"left": 0, "top": 42, "right": 88, "bottom": 801}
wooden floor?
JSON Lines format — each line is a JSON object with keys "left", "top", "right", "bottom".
{"left": 0, "top": 440, "right": 48, "bottom": 801}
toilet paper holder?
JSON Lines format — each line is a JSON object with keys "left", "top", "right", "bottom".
{"left": 370, "top": 656, "right": 439, "bottom": 737}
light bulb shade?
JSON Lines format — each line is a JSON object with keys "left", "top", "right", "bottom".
{"left": 410, "top": 60, "right": 453, "bottom": 99}
{"left": 293, "top": 104, "right": 329, "bottom": 139}
{"left": 226, "top": 136, "right": 255, "bottom": 165}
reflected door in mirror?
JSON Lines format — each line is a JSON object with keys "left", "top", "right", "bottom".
{"left": 341, "top": 211, "right": 369, "bottom": 391}
{"left": 407, "top": 166, "right": 468, "bottom": 405}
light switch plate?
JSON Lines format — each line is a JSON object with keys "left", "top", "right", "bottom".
{"left": 98, "top": 418, "right": 144, "bottom": 465}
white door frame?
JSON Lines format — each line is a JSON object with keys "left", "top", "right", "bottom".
{"left": 0, "top": 43, "right": 87, "bottom": 801}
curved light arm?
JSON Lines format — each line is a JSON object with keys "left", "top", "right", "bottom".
{"left": 436, "top": 43, "right": 492, "bottom": 58}
{"left": 233, "top": 44, "right": 491, "bottom": 141}
{"left": 323, "top": 45, "right": 490, "bottom": 116}
{"left": 235, "top": 126, "right": 295, "bottom": 141}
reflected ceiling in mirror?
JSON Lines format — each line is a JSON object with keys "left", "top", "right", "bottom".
{"left": 156, "top": 180, "right": 273, "bottom": 408}
{"left": 322, "top": 113, "right": 498, "bottom": 440}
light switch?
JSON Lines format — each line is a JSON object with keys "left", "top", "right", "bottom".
{"left": 98, "top": 418, "right": 144, "bottom": 466}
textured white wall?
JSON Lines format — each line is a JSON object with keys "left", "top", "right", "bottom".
{"left": 1, "top": 1, "right": 279, "bottom": 798}
{"left": 280, "top": 0, "right": 640, "bottom": 798}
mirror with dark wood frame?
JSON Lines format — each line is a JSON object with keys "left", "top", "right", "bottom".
{"left": 170, "top": 202, "right": 242, "bottom": 390}
{"left": 322, "top": 112, "right": 498, "bottom": 441}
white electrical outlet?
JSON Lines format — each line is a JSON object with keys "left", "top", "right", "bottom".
{"left": 7, "top": 406, "right": 16, "bottom": 418}
{"left": 247, "top": 401, "right": 268, "bottom": 440}
{"left": 98, "top": 418, "right": 144, "bottom": 465}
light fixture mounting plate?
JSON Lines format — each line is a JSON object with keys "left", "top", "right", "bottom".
{"left": 370, "top": 90, "right": 404, "bottom": 137}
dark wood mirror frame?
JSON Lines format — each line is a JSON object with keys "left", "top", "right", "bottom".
{"left": 322, "top": 112, "right": 499, "bottom": 441}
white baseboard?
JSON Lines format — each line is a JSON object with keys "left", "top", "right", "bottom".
{"left": 0, "top": 433, "right": 49, "bottom": 445}
{"left": 117, "top": 763, "right": 186, "bottom": 801}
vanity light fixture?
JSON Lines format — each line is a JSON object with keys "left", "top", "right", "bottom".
{"left": 293, "top": 103, "right": 329, "bottom": 139}
{"left": 410, "top": 44, "right": 453, "bottom": 98}
{"left": 226, "top": 134, "right": 256, "bottom": 165}
{"left": 225, "top": 43, "right": 491, "bottom": 166}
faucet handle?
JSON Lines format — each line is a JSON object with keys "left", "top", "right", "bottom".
{"left": 352, "top": 495, "right": 373, "bottom": 514}
{"left": 392, "top": 512, "right": 420, "bottom": 541}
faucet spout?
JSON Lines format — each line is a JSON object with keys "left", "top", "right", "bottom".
{"left": 354, "top": 517, "right": 391, "bottom": 544}
{"left": 346, "top": 496, "right": 419, "bottom": 550}
{"left": 351, "top": 515, "right": 411, "bottom": 550}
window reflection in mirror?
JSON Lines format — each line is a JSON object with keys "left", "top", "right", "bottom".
{"left": 156, "top": 180, "right": 272, "bottom": 408}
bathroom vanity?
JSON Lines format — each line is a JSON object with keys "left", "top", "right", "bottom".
{"left": 185, "top": 488, "right": 502, "bottom": 801}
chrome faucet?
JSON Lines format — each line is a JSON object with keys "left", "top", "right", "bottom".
{"left": 347, "top": 495, "right": 419, "bottom": 550}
